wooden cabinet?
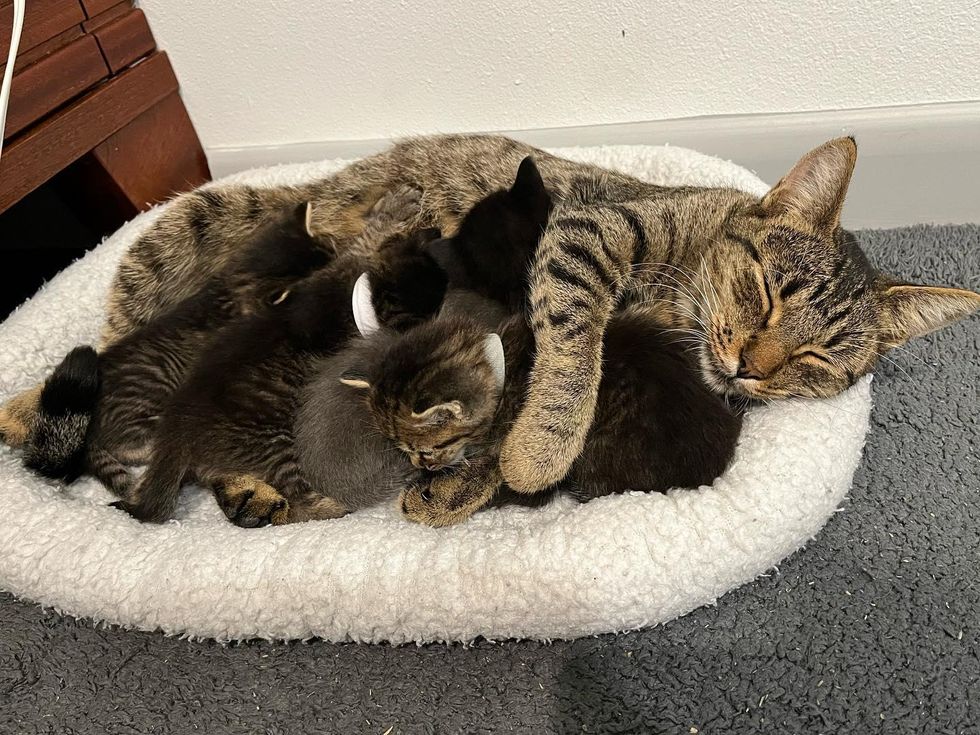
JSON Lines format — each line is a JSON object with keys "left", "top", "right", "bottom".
{"left": 0, "top": 0, "right": 210, "bottom": 216}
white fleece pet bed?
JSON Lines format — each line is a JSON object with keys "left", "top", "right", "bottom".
{"left": 0, "top": 145, "right": 872, "bottom": 643}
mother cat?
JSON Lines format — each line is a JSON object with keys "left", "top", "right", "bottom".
{"left": 4, "top": 136, "right": 979, "bottom": 499}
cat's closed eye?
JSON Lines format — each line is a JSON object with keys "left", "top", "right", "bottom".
{"left": 757, "top": 271, "right": 774, "bottom": 326}
{"left": 792, "top": 348, "right": 833, "bottom": 365}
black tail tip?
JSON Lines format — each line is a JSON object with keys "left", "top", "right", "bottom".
{"left": 40, "top": 346, "right": 99, "bottom": 416}
{"left": 24, "top": 346, "right": 100, "bottom": 482}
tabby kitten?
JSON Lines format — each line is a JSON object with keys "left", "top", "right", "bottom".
{"left": 112, "top": 226, "right": 446, "bottom": 524}
{"left": 25, "top": 203, "right": 331, "bottom": 486}
{"left": 6, "top": 135, "right": 977, "bottom": 502}
{"left": 294, "top": 317, "right": 501, "bottom": 515}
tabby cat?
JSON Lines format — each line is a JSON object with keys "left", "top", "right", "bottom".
{"left": 4, "top": 136, "right": 977, "bottom": 507}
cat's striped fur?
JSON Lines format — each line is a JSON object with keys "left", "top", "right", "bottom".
{"left": 4, "top": 135, "right": 979, "bottom": 496}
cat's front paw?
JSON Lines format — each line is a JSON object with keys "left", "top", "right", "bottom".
{"left": 499, "top": 408, "right": 582, "bottom": 493}
{"left": 214, "top": 475, "right": 290, "bottom": 528}
{"left": 399, "top": 472, "right": 490, "bottom": 528}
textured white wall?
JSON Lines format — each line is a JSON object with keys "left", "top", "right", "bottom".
{"left": 138, "top": 0, "right": 979, "bottom": 151}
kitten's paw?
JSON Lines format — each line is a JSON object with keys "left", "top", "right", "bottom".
{"left": 286, "top": 495, "right": 348, "bottom": 523}
{"left": 215, "top": 476, "right": 290, "bottom": 528}
{"left": 399, "top": 473, "right": 490, "bottom": 528}
{"left": 109, "top": 499, "right": 169, "bottom": 524}
{"left": 369, "top": 185, "right": 422, "bottom": 225}
{"left": 0, "top": 385, "right": 42, "bottom": 448}
{"left": 499, "top": 410, "right": 581, "bottom": 493}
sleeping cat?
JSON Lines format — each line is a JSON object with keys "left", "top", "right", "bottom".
{"left": 4, "top": 136, "right": 977, "bottom": 510}
{"left": 293, "top": 317, "right": 498, "bottom": 514}
{"left": 57, "top": 134, "right": 976, "bottom": 505}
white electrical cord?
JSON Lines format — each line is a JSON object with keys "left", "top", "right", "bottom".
{"left": 0, "top": 0, "right": 27, "bottom": 161}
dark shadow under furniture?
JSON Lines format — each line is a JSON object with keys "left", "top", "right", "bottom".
{"left": 0, "top": 0, "right": 211, "bottom": 317}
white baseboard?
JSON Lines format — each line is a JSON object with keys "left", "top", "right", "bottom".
{"left": 206, "top": 101, "right": 980, "bottom": 229}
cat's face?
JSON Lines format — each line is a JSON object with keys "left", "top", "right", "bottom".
{"left": 684, "top": 138, "right": 980, "bottom": 400}
{"left": 342, "top": 315, "right": 506, "bottom": 471}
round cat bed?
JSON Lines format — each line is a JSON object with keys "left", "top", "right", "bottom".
{"left": 0, "top": 145, "right": 872, "bottom": 643}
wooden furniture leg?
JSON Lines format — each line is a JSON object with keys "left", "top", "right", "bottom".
{"left": 66, "top": 90, "right": 210, "bottom": 223}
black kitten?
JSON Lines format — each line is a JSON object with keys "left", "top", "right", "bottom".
{"left": 113, "top": 224, "right": 445, "bottom": 525}
{"left": 24, "top": 203, "right": 331, "bottom": 487}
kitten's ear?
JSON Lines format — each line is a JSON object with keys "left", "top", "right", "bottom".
{"left": 411, "top": 401, "right": 465, "bottom": 424}
{"left": 303, "top": 202, "right": 315, "bottom": 237}
{"left": 290, "top": 202, "right": 316, "bottom": 236}
{"left": 509, "top": 156, "right": 552, "bottom": 223}
{"left": 483, "top": 333, "right": 506, "bottom": 389}
{"left": 760, "top": 137, "right": 857, "bottom": 232}
{"left": 351, "top": 273, "right": 381, "bottom": 337}
{"left": 878, "top": 283, "right": 980, "bottom": 348}
{"left": 339, "top": 368, "right": 371, "bottom": 390}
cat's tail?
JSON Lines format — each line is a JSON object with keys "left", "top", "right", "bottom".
{"left": 23, "top": 346, "right": 100, "bottom": 482}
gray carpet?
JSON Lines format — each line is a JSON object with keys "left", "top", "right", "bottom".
{"left": 2, "top": 225, "right": 978, "bottom": 735}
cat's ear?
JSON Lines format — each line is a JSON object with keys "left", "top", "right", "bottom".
{"left": 411, "top": 401, "right": 465, "bottom": 424}
{"left": 509, "top": 156, "right": 552, "bottom": 224}
{"left": 351, "top": 273, "right": 381, "bottom": 337}
{"left": 760, "top": 137, "right": 857, "bottom": 232}
{"left": 483, "top": 333, "right": 506, "bottom": 389}
{"left": 878, "top": 283, "right": 980, "bottom": 348}
{"left": 339, "top": 368, "right": 371, "bottom": 390}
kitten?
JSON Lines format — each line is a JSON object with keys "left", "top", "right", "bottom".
{"left": 294, "top": 324, "right": 489, "bottom": 514}
{"left": 112, "top": 227, "right": 446, "bottom": 524}
{"left": 25, "top": 203, "right": 331, "bottom": 486}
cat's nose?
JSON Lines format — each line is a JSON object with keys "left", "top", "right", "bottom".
{"left": 737, "top": 337, "right": 787, "bottom": 380}
{"left": 736, "top": 353, "right": 764, "bottom": 380}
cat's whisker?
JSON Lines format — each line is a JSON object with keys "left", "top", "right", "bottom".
{"left": 638, "top": 287, "right": 711, "bottom": 331}
{"left": 635, "top": 298, "right": 710, "bottom": 337}
{"left": 698, "top": 255, "right": 722, "bottom": 314}
{"left": 875, "top": 352, "right": 916, "bottom": 384}
{"left": 878, "top": 340, "right": 939, "bottom": 374}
